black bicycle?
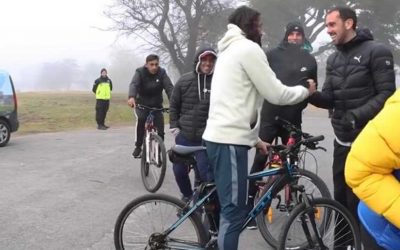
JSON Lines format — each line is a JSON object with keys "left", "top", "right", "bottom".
{"left": 114, "top": 132, "right": 335, "bottom": 249}
{"left": 137, "top": 104, "right": 169, "bottom": 193}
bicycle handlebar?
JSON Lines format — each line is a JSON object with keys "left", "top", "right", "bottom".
{"left": 275, "top": 116, "right": 303, "bottom": 134}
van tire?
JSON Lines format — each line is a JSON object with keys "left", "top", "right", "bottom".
{"left": 0, "top": 119, "right": 11, "bottom": 147}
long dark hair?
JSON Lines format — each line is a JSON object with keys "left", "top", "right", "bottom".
{"left": 228, "top": 6, "right": 261, "bottom": 46}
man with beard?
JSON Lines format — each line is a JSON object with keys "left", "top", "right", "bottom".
{"left": 202, "top": 6, "right": 316, "bottom": 250}
{"left": 247, "top": 22, "right": 318, "bottom": 229}
{"left": 309, "top": 6, "right": 396, "bottom": 249}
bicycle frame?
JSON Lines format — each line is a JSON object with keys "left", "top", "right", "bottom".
{"left": 158, "top": 159, "right": 299, "bottom": 249}
{"left": 139, "top": 105, "right": 168, "bottom": 165}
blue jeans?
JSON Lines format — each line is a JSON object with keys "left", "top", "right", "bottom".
{"left": 172, "top": 133, "right": 209, "bottom": 198}
{"left": 205, "top": 140, "right": 250, "bottom": 250}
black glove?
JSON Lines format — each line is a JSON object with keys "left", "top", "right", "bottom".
{"left": 340, "top": 112, "right": 356, "bottom": 130}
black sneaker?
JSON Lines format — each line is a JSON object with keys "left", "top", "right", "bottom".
{"left": 103, "top": 124, "right": 110, "bottom": 129}
{"left": 246, "top": 219, "right": 257, "bottom": 230}
{"left": 97, "top": 125, "right": 107, "bottom": 130}
{"left": 132, "top": 147, "right": 142, "bottom": 158}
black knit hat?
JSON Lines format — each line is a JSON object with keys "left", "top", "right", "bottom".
{"left": 284, "top": 21, "right": 305, "bottom": 41}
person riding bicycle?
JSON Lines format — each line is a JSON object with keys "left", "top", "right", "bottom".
{"left": 247, "top": 21, "right": 318, "bottom": 228}
{"left": 128, "top": 54, "right": 174, "bottom": 158}
{"left": 345, "top": 90, "right": 400, "bottom": 250}
{"left": 169, "top": 48, "right": 217, "bottom": 202}
{"left": 202, "top": 6, "right": 316, "bottom": 250}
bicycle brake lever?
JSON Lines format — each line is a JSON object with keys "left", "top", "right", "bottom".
{"left": 316, "top": 146, "right": 327, "bottom": 152}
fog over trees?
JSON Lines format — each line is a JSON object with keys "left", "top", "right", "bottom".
{"left": 12, "top": 0, "right": 400, "bottom": 91}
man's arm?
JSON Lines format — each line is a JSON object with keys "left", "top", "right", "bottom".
{"left": 310, "top": 56, "right": 318, "bottom": 88}
{"left": 109, "top": 79, "right": 113, "bottom": 91}
{"left": 347, "top": 45, "right": 396, "bottom": 128}
{"left": 308, "top": 58, "right": 335, "bottom": 109}
{"left": 169, "top": 80, "right": 182, "bottom": 129}
{"left": 128, "top": 70, "right": 141, "bottom": 107}
{"left": 242, "top": 43, "right": 310, "bottom": 105}
{"left": 92, "top": 79, "right": 99, "bottom": 94}
{"left": 128, "top": 70, "right": 141, "bottom": 98}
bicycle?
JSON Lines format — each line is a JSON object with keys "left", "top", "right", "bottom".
{"left": 137, "top": 104, "right": 169, "bottom": 193}
{"left": 114, "top": 132, "right": 335, "bottom": 250}
{"left": 254, "top": 116, "right": 330, "bottom": 247}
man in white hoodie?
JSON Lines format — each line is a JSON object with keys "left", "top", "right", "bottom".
{"left": 202, "top": 6, "right": 316, "bottom": 250}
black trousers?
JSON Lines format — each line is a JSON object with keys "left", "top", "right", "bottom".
{"left": 333, "top": 140, "right": 382, "bottom": 249}
{"left": 134, "top": 107, "right": 164, "bottom": 147}
{"left": 332, "top": 140, "right": 358, "bottom": 218}
{"left": 95, "top": 99, "right": 109, "bottom": 126}
{"left": 248, "top": 122, "right": 300, "bottom": 198}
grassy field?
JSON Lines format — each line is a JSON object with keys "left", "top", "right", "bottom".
{"left": 16, "top": 92, "right": 142, "bottom": 134}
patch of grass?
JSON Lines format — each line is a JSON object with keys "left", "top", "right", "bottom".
{"left": 16, "top": 92, "right": 147, "bottom": 134}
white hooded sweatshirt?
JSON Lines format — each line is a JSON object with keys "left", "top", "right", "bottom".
{"left": 202, "top": 24, "right": 309, "bottom": 147}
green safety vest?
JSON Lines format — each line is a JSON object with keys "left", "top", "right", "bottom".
{"left": 96, "top": 82, "right": 111, "bottom": 100}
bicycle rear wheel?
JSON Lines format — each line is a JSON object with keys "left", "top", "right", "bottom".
{"left": 114, "top": 194, "right": 208, "bottom": 250}
{"left": 141, "top": 133, "right": 167, "bottom": 193}
{"left": 278, "top": 197, "right": 361, "bottom": 250}
{"left": 256, "top": 169, "right": 331, "bottom": 248}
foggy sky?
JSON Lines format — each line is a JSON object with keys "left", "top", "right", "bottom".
{"left": 0, "top": 0, "right": 134, "bottom": 90}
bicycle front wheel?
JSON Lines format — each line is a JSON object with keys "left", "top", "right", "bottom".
{"left": 114, "top": 194, "right": 208, "bottom": 250}
{"left": 256, "top": 169, "right": 331, "bottom": 248}
{"left": 141, "top": 133, "right": 167, "bottom": 193}
{"left": 277, "top": 197, "right": 361, "bottom": 250}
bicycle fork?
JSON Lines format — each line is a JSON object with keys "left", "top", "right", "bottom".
{"left": 299, "top": 188, "right": 328, "bottom": 250}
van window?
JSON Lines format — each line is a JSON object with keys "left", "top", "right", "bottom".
{"left": 0, "top": 73, "right": 15, "bottom": 113}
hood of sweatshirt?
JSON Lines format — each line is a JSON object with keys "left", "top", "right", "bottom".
{"left": 217, "top": 24, "right": 247, "bottom": 53}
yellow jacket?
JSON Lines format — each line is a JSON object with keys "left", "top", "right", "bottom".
{"left": 345, "top": 90, "right": 400, "bottom": 228}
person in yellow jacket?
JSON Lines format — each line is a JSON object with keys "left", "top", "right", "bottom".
{"left": 92, "top": 68, "right": 113, "bottom": 130}
{"left": 345, "top": 89, "right": 400, "bottom": 250}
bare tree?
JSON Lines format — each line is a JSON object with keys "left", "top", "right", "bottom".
{"left": 105, "top": 0, "right": 233, "bottom": 74}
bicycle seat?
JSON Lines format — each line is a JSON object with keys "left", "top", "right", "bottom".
{"left": 171, "top": 145, "right": 206, "bottom": 155}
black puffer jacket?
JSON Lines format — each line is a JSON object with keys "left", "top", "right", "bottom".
{"left": 261, "top": 42, "right": 317, "bottom": 126}
{"left": 310, "top": 29, "right": 396, "bottom": 142}
{"left": 128, "top": 66, "right": 173, "bottom": 108}
{"left": 169, "top": 48, "right": 217, "bottom": 142}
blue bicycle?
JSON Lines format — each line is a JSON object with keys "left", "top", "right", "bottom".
{"left": 114, "top": 130, "right": 352, "bottom": 249}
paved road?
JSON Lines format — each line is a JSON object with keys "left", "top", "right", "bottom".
{"left": 0, "top": 108, "right": 334, "bottom": 250}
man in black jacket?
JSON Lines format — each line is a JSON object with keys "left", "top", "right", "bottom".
{"left": 169, "top": 48, "right": 217, "bottom": 201}
{"left": 128, "top": 54, "right": 174, "bottom": 158}
{"left": 247, "top": 21, "right": 317, "bottom": 228}
{"left": 309, "top": 6, "right": 395, "bottom": 248}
